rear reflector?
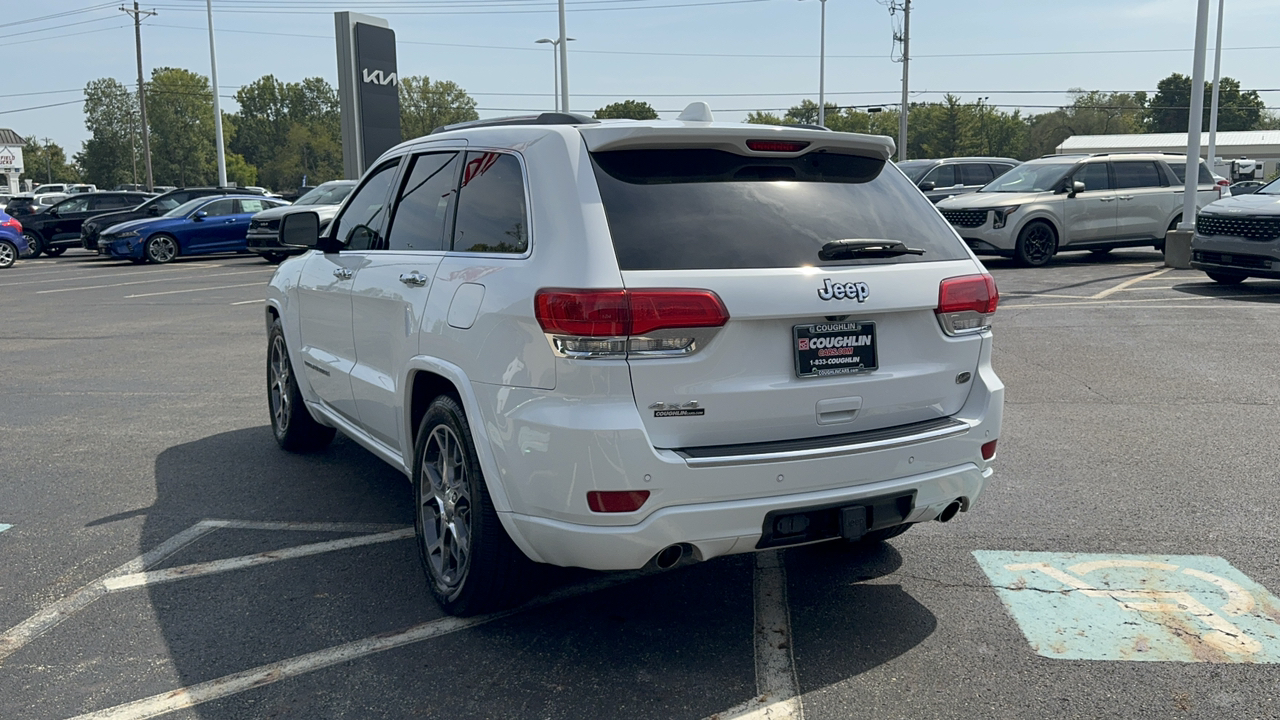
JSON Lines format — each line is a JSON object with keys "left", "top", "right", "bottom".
{"left": 587, "top": 490, "right": 651, "bottom": 513}
{"left": 746, "top": 140, "right": 810, "bottom": 153}
{"left": 535, "top": 288, "right": 728, "bottom": 337}
{"left": 981, "top": 440, "right": 998, "bottom": 460}
{"left": 936, "top": 274, "right": 998, "bottom": 336}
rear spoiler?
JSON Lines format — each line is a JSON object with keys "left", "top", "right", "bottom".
{"left": 578, "top": 123, "right": 896, "bottom": 161}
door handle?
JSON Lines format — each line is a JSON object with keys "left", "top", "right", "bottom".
{"left": 399, "top": 271, "right": 429, "bottom": 287}
{"left": 333, "top": 268, "right": 353, "bottom": 280}
{"left": 1117, "top": 195, "right": 1135, "bottom": 200}
{"left": 1099, "top": 197, "right": 1115, "bottom": 202}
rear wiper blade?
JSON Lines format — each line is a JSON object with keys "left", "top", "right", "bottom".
{"left": 819, "top": 239, "right": 926, "bottom": 260}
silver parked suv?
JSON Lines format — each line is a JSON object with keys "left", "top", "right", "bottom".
{"left": 937, "top": 153, "right": 1219, "bottom": 266}
{"left": 897, "top": 156, "right": 1020, "bottom": 204}
{"left": 1191, "top": 175, "right": 1280, "bottom": 284}
{"left": 265, "top": 106, "right": 1004, "bottom": 615}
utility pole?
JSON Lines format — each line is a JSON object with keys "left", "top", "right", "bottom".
{"left": 206, "top": 0, "right": 227, "bottom": 187}
{"left": 886, "top": 0, "right": 911, "bottom": 161}
{"left": 121, "top": 2, "right": 155, "bottom": 192}
{"left": 43, "top": 138, "right": 52, "bottom": 182}
{"left": 1207, "top": 0, "right": 1225, "bottom": 176}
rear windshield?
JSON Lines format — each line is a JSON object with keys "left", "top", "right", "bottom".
{"left": 590, "top": 149, "right": 968, "bottom": 271}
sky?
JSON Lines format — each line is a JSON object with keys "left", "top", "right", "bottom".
{"left": 5, "top": 0, "right": 1280, "bottom": 154}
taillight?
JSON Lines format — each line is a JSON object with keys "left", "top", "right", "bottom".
{"left": 1, "top": 217, "right": 20, "bottom": 232}
{"left": 746, "top": 139, "right": 810, "bottom": 153}
{"left": 587, "top": 490, "right": 650, "bottom": 513}
{"left": 936, "top": 274, "right": 998, "bottom": 336}
{"left": 981, "top": 439, "right": 998, "bottom": 460}
{"left": 535, "top": 288, "right": 729, "bottom": 357}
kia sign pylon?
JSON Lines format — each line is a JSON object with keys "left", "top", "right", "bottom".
{"left": 335, "top": 12, "right": 402, "bottom": 178}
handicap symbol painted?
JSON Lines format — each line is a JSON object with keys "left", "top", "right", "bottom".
{"left": 973, "top": 551, "right": 1280, "bottom": 662}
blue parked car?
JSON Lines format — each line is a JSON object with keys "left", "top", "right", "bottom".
{"left": 0, "top": 210, "right": 30, "bottom": 268}
{"left": 99, "top": 195, "right": 289, "bottom": 264}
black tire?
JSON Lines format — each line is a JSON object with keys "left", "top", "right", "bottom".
{"left": 1014, "top": 221, "right": 1057, "bottom": 267}
{"left": 22, "top": 231, "right": 43, "bottom": 257}
{"left": 144, "top": 234, "right": 179, "bottom": 264}
{"left": 0, "top": 239, "right": 16, "bottom": 268}
{"left": 44, "top": 246, "right": 66, "bottom": 257}
{"left": 1206, "top": 271, "right": 1247, "bottom": 285}
{"left": 267, "top": 318, "right": 336, "bottom": 452}
{"left": 261, "top": 251, "right": 288, "bottom": 264}
{"left": 413, "top": 395, "right": 537, "bottom": 616}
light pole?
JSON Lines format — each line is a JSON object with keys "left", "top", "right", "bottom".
{"left": 536, "top": 37, "right": 575, "bottom": 112}
{"left": 206, "top": 0, "right": 227, "bottom": 187}
{"left": 798, "top": 0, "right": 827, "bottom": 126}
{"left": 1179, "top": 0, "right": 1211, "bottom": 233}
{"left": 557, "top": 0, "right": 570, "bottom": 114}
{"left": 1207, "top": 0, "right": 1225, "bottom": 177}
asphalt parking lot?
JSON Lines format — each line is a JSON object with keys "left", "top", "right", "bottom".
{"left": 2, "top": 248, "right": 1279, "bottom": 720}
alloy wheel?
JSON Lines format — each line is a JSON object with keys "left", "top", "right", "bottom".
{"left": 0, "top": 241, "right": 15, "bottom": 268}
{"left": 147, "top": 236, "right": 176, "bottom": 264}
{"left": 1022, "top": 224, "right": 1055, "bottom": 265}
{"left": 419, "top": 425, "right": 472, "bottom": 591}
{"left": 268, "top": 334, "right": 292, "bottom": 435}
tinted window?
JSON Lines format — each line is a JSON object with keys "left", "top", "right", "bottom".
{"left": 1168, "top": 161, "right": 1214, "bottom": 185}
{"left": 989, "top": 163, "right": 1016, "bottom": 178}
{"left": 922, "top": 164, "right": 956, "bottom": 187}
{"left": 896, "top": 160, "right": 931, "bottom": 182}
{"left": 91, "top": 195, "right": 130, "bottom": 210}
{"left": 238, "top": 198, "right": 269, "bottom": 214}
{"left": 201, "top": 198, "right": 237, "bottom": 217}
{"left": 1073, "top": 163, "right": 1112, "bottom": 191}
{"left": 56, "top": 196, "right": 91, "bottom": 213}
{"left": 295, "top": 183, "right": 355, "bottom": 206}
{"left": 334, "top": 160, "right": 399, "bottom": 251}
{"left": 961, "top": 163, "right": 994, "bottom": 186}
{"left": 452, "top": 152, "right": 527, "bottom": 254}
{"left": 1112, "top": 161, "right": 1163, "bottom": 189}
{"left": 591, "top": 148, "right": 968, "bottom": 271}
{"left": 386, "top": 152, "right": 459, "bottom": 252}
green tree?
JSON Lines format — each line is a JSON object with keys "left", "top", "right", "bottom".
{"left": 744, "top": 111, "right": 783, "bottom": 125}
{"left": 593, "top": 100, "right": 659, "bottom": 120}
{"left": 21, "top": 137, "right": 79, "bottom": 185}
{"left": 230, "top": 75, "right": 339, "bottom": 172}
{"left": 260, "top": 121, "right": 343, "bottom": 191}
{"left": 399, "top": 76, "right": 478, "bottom": 138}
{"left": 1147, "top": 73, "right": 1264, "bottom": 133}
{"left": 146, "top": 67, "right": 216, "bottom": 186}
{"left": 77, "top": 78, "right": 140, "bottom": 189}
{"left": 908, "top": 95, "right": 978, "bottom": 158}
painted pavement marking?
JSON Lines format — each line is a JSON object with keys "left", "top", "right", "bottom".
{"left": 34, "top": 268, "right": 268, "bottom": 294}
{"left": 0, "top": 523, "right": 11, "bottom": 534}
{"left": 1090, "top": 268, "right": 1171, "bottom": 299}
{"left": 124, "top": 281, "right": 267, "bottom": 299}
{"left": 974, "top": 551, "right": 1280, "bottom": 662}
{"left": 0, "top": 520, "right": 409, "bottom": 663}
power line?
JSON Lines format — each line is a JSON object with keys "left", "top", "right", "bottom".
{"left": 149, "top": 0, "right": 774, "bottom": 15}
{"left": 7, "top": 3, "right": 118, "bottom": 28}
{"left": 7, "top": 24, "right": 132, "bottom": 48}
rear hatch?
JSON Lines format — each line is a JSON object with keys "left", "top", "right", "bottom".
{"left": 584, "top": 130, "right": 992, "bottom": 450}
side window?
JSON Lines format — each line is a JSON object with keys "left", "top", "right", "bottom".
{"left": 1198, "top": 162, "right": 1215, "bottom": 185}
{"left": 238, "top": 198, "right": 267, "bottom": 214}
{"left": 386, "top": 152, "right": 460, "bottom": 252}
{"left": 452, "top": 152, "right": 528, "bottom": 254}
{"left": 1113, "top": 161, "right": 1163, "bottom": 189}
{"left": 960, "top": 163, "right": 994, "bottom": 186}
{"left": 1073, "top": 163, "right": 1112, "bottom": 192}
{"left": 201, "top": 199, "right": 238, "bottom": 217}
{"left": 333, "top": 160, "right": 399, "bottom": 251}
{"left": 989, "top": 164, "right": 1015, "bottom": 179}
{"left": 58, "top": 197, "right": 91, "bottom": 213}
{"left": 922, "top": 164, "right": 956, "bottom": 187}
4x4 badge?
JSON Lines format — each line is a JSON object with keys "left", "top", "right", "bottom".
{"left": 817, "top": 279, "right": 870, "bottom": 302}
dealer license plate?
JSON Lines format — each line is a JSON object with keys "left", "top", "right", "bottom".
{"left": 793, "top": 322, "right": 877, "bottom": 378}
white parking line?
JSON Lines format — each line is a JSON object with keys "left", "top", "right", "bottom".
{"left": 64, "top": 571, "right": 646, "bottom": 720}
{"left": 1002, "top": 295, "right": 1226, "bottom": 309}
{"left": 229, "top": 299, "right": 261, "bottom": 306}
{"left": 103, "top": 528, "right": 414, "bottom": 591}
{"left": 1, "top": 262, "right": 233, "bottom": 286}
{"left": 124, "top": 282, "right": 266, "bottom": 299}
{"left": 0, "top": 524, "right": 11, "bottom": 534}
{"left": 35, "top": 268, "right": 272, "bottom": 295}
{"left": 1090, "top": 268, "right": 1171, "bottom": 299}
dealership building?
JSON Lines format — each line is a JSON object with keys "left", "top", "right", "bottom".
{"left": 1057, "top": 130, "right": 1280, "bottom": 181}
{"left": 0, "top": 129, "right": 24, "bottom": 195}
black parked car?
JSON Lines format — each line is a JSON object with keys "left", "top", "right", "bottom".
{"left": 21, "top": 192, "right": 153, "bottom": 257}
{"left": 80, "top": 186, "right": 266, "bottom": 251}
{"left": 896, "top": 156, "right": 1021, "bottom": 203}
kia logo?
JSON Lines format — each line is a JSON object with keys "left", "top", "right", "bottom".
{"left": 362, "top": 69, "right": 398, "bottom": 86}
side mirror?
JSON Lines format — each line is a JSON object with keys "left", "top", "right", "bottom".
{"left": 147, "top": 206, "right": 160, "bottom": 216}
{"left": 193, "top": 211, "right": 208, "bottom": 221}
{"left": 48, "top": 208, "right": 59, "bottom": 217}
{"left": 1063, "top": 180, "right": 1085, "bottom": 196}
{"left": 919, "top": 181, "right": 935, "bottom": 192}
{"left": 280, "top": 211, "right": 324, "bottom": 249}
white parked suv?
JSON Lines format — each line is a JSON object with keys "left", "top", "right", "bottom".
{"left": 937, "top": 153, "right": 1219, "bottom": 266}
{"left": 265, "top": 107, "right": 1004, "bottom": 615}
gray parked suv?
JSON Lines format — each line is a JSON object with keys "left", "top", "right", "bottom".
{"left": 897, "top": 157, "right": 1020, "bottom": 204}
{"left": 1191, "top": 176, "right": 1280, "bottom": 284}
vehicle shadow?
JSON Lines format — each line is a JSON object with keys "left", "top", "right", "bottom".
{"left": 129, "top": 427, "right": 933, "bottom": 719}
{"left": 1173, "top": 278, "right": 1280, "bottom": 304}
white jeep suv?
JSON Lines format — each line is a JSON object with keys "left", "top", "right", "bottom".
{"left": 264, "top": 108, "right": 1004, "bottom": 615}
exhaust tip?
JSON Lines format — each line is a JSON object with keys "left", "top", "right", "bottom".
{"left": 936, "top": 500, "right": 962, "bottom": 523}
{"left": 654, "top": 544, "right": 684, "bottom": 570}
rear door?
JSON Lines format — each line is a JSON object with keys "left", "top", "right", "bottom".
{"left": 183, "top": 197, "right": 239, "bottom": 252}
{"left": 1112, "top": 160, "right": 1169, "bottom": 239}
{"left": 589, "top": 147, "right": 987, "bottom": 449}
{"left": 959, "top": 163, "right": 995, "bottom": 195}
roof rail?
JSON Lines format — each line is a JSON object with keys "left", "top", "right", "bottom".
{"left": 431, "top": 112, "right": 599, "bottom": 135}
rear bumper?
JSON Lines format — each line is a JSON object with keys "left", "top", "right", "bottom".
{"left": 505, "top": 463, "right": 989, "bottom": 570}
